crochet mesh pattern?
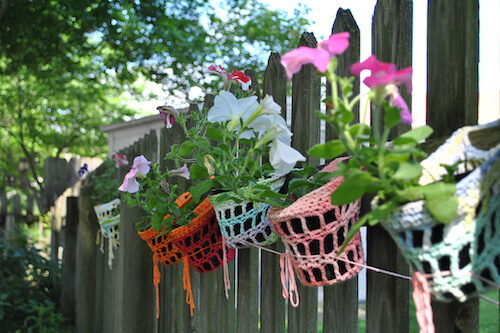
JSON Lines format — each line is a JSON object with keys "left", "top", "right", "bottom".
{"left": 268, "top": 159, "right": 364, "bottom": 287}
{"left": 170, "top": 197, "right": 235, "bottom": 273}
{"left": 381, "top": 127, "right": 500, "bottom": 302}
{"left": 138, "top": 192, "right": 193, "bottom": 267}
{"left": 94, "top": 198, "right": 120, "bottom": 245}
{"left": 210, "top": 177, "right": 284, "bottom": 249}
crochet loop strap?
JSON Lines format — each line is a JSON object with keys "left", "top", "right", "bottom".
{"left": 280, "top": 252, "right": 299, "bottom": 307}
{"left": 412, "top": 272, "right": 435, "bottom": 333}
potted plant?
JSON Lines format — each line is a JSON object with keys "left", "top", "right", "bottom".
{"left": 280, "top": 31, "right": 500, "bottom": 328}
{"left": 162, "top": 65, "right": 306, "bottom": 249}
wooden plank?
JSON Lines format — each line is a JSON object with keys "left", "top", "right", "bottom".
{"left": 431, "top": 298, "right": 479, "bottom": 332}
{"left": 75, "top": 179, "right": 100, "bottom": 333}
{"left": 236, "top": 248, "right": 260, "bottom": 333}
{"left": 60, "top": 196, "right": 78, "bottom": 326}
{"left": 372, "top": 0, "right": 413, "bottom": 138}
{"left": 427, "top": 0, "right": 479, "bottom": 138}
{"left": 323, "top": 10, "right": 361, "bottom": 332}
{"left": 366, "top": 2, "right": 412, "bottom": 332}
{"left": 260, "top": 51, "right": 287, "bottom": 333}
{"left": 366, "top": 225, "right": 410, "bottom": 333}
{"left": 290, "top": 32, "right": 322, "bottom": 167}
{"left": 119, "top": 134, "right": 158, "bottom": 333}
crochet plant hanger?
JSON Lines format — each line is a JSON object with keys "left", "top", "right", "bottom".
{"left": 268, "top": 158, "right": 365, "bottom": 290}
{"left": 381, "top": 120, "right": 500, "bottom": 302}
{"left": 94, "top": 198, "right": 121, "bottom": 269}
{"left": 210, "top": 176, "right": 284, "bottom": 249}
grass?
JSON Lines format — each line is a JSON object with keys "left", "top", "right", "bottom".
{"left": 353, "top": 291, "right": 499, "bottom": 332}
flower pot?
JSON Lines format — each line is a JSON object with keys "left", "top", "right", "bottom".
{"left": 170, "top": 197, "right": 235, "bottom": 273}
{"left": 267, "top": 159, "right": 365, "bottom": 287}
{"left": 209, "top": 176, "right": 284, "bottom": 249}
{"left": 380, "top": 124, "right": 500, "bottom": 302}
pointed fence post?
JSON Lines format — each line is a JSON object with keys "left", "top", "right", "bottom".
{"left": 288, "top": 31, "right": 321, "bottom": 333}
{"left": 322, "top": 8, "right": 361, "bottom": 333}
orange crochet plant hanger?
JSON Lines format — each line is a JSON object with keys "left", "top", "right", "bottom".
{"left": 138, "top": 192, "right": 192, "bottom": 318}
{"left": 268, "top": 158, "right": 365, "bottom": 288}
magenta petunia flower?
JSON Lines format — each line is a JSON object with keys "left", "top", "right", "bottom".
{"left": 157, "top": 105, "right": 179, "bottom": 129}
{"left": 112, "top": 153, "right": 128, "bottom": 168}
{"left": 388, "top": 86, "right": 413, "bottom": 124}
{"left": 281, "top": 32, "right": 350, "bottom": 81}
{"left": 350, "top": 55, "right": 413, "bottom": 92}
{"left": 208, "top": 65, "right": 252, "bottom": 91}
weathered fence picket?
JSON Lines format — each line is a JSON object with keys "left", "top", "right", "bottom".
{"left": 60, "top": 1, "right": 497, "bottom": 332}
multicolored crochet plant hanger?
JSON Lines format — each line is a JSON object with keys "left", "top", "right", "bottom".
{"left": 380, "top": 120, "right": 500, "bottom": 302}
{"left": 209, "top": 176, "right": 284, "bottom": 249}
{"left": 268, "top": 158, "right": 365, "bottom": 296}
{"left": 170, "top": 196, "right": 235, "bottom": 274}
{"left": 93, "top": 198, "right": 121, "bottom": 269}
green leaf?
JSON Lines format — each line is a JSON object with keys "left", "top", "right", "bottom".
{"left": 400, "top": 125, "right": 433, "bottom": 142}
{"left": 423, "top": 182, "right": 458, "bottom": 224}
{"left": 178, "top": 141, "right": 196, "bottom": 156}
{"left": 384, "top": 104, "right": 400, "bottom": 128}
{"left": 205, "top": 127, "right": 224, "bottom": 141}
{"left": 189, "top": 164, "right": 209, "bottom": 181}
{"left": 349, "top": 123, "right": 371, "bottom": 139}
{"left": 193, "top": 138, "right": 210, "bottom": 150}
{"left": 151, "top": 214, "right": 163, "bottom": 232}
{"left": 308, "top": 140, "right": 346, "bottom": 159}
{"left": 392, "top": 161, "right": 422, "bottom": 180}
{"left": 189, "top": 179, "right": 212, "bottom": 203}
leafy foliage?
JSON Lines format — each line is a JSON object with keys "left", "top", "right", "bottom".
{"left": 0, "top": 0, "right": 310, "bottom": 215}
{"left": 0, "top": 226, "right": 72, "bottom": 332}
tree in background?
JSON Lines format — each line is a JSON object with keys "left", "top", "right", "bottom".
{"left": 0, "top": 0, "right": 310, "bottom": 214}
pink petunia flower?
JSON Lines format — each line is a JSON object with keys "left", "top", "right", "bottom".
{"left": 112, "top": 153, "right": 128, "bottom": 168}
{"left": 208, "top": 65, "right": 252, "bottom": 91}
{"left": 350, "top": 55, "right": 413, "bottom": 92}
{"left": 157, "top": 105, "right": 180, "bottom": 129}
{"left": 281, "top": 32, "right": 350, "bottom": 81}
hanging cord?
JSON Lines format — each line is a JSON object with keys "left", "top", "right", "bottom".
{"left": 279, "top": 252, "right": 299, "bottom": 307}
{"left": 222, "top": 235, "right": 231, "bottom": 299}
{"left": 96, "top": 229, "right": 104, "bottom": 254}
{"left": 412, "top": 272, "right": 435, "bottom": 333}
{"left": 153, "top": 253, "right": 161, "bottom": 319}
{"left": 107, "top": 237, "right": 114, "bottom": 269}
{"left": 182, "top": 257, "right": 195, "bottom": 317}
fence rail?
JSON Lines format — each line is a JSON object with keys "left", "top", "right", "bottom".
{"left": 51, "top": 1, "right": 498, "bottom": 332}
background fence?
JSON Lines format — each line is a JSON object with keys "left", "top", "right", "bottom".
{"left": 52, "top": 1, "right": 500, "bottom": 332}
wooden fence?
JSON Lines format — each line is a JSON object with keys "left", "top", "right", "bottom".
{"left": 55, "top": 1, "right": 499, "bottom": 332}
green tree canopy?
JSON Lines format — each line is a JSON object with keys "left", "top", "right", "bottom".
{"left": 0, "top": 0, "right": 311, "bottom": 213}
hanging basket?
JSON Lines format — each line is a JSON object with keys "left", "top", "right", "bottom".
{"left": 380, "top": 122, "right": 500, "bottom": 302}
{"left": 170, "top": 197, "right": 235, "bottom": 273}
{"left": 93, "top": 198, "right": 121, "bottom": 269}
{"left": 209, "top": 176, "right": 284, "bottom": 249}
{"left": 94, "top": 198, "right": 121, "bottom": 244}
{"left": 138, "top": 192, "right": 193, "bottom": 267}
{"left": 268, "top": 159, "right": 365, "bottom": 287}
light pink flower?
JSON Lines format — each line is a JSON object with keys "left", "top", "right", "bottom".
{"left": 118, "top": 169, "right": 140, "bottom": 193}
{"left": 350, "top": 55, "right": 413, "bottom": 92}
{"left": 118, "top": 155, "right": 152, "bottom": 193}
{"left": 208, "top": 65, "right": 252, "bottom": 91}
{"left": 168, "top": 164, "right": 191, "bottom": 180}
{"left": 157, "top": 105, "right": 179, "bottom": 129}
{"left": 281, "top": 32, "right": 350, "bottom": 81}
{"left": 112, "top": 153, "right": 128, "bottom": 168}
